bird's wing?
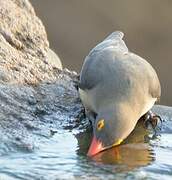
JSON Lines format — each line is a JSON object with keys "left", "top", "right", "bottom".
{"left": 79, "top": 54, "right": 101, "bottom": 90}
{"left": 79, "top": 31, "right": 128, "bottom": 90}
{"left": 127, "top": 52, "right": 161, "bottom": 101}
{"left": 149, "top": 70, "right": 161, "bottom": 100}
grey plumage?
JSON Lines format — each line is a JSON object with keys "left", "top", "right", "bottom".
{"left": 79, "top": 31, "right": 161, "bottom": 152}
{"left": 79, "top": 31, "right": 128, "bottom": 90}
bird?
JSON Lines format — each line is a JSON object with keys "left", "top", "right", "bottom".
{"left": 78, "top": 31, "right": 161, "bottom": 157}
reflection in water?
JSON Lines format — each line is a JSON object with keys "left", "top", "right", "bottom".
{"left": 92, "top": 143, "right": 154, "bottom": 171}
{"left": 76, "top": 120, "right": 155, "bottom": 172}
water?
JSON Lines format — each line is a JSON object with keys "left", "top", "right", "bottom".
{"left": 0, "top": 110, "right": 172, "bottom": 180}
{"left": 0, "top": 131, "right": 78, "bottom": 179}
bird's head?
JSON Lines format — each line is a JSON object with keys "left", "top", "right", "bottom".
{"left": 87, "top": 108, "right": 137, "bottom": 156}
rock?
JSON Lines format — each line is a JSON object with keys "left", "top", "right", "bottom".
{"left": 46, "top": 48, "right": 62, "bottom": 70}
{"left": 0, "top": 0, "right": 62, "bottom": 85}
{"left": 0, "top": 0, "right": 75, "bottom": 153}
{"left": 0, "top": 69, "right": 83, "bottom": 154}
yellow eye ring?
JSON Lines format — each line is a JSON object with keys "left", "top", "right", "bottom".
{"left": 97, "top": 119, "right": 105, "bottom": 131}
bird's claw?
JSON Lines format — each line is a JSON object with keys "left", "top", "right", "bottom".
{"left": 143, "top": 111, "right": 163, "bottom": 135}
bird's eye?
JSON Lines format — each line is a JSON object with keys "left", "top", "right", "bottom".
{"left": 97, "top": 119, "right": 105, "bottom": 131}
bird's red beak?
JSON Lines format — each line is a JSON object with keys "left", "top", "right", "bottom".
{"left": 87, "top": 136, "right": 104, "bottom": 156}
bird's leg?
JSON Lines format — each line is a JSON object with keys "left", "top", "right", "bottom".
{"left": 142, "top": 110, "right": 162, "bottom": 131}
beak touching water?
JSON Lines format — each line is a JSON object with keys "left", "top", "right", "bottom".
{"left": 87, "top": 136, "right": 123, "bottom": 157}
{"left": 87, "top": 136, "right": 104, "bottom": 156}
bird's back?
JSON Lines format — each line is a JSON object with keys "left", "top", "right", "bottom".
{"left": 79, "top": 31, "right": 161, "bottom": 113}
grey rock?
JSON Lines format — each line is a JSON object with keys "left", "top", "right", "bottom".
{"left": 0, "top": 0, "right": 79, "bottom": 153}
{"left": 0, "top": 0, "right": 62, "bottom": 85}
{"left": 46, "top": 48, "right": 63, "bottom": 70}
{"left": 0, "top": 69, "right": 83, "bottom": 154}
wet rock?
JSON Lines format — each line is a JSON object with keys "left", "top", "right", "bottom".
{"left": 0, "top": 69, "right": 84, "bottom": 154}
